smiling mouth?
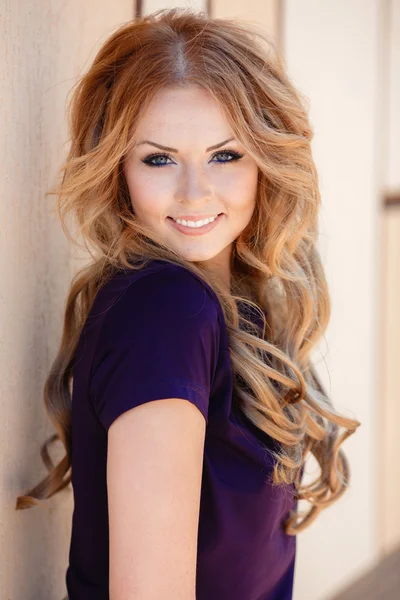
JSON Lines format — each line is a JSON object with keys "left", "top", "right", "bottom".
{"left": 167, "top": 212, "right": 225, "bottom": 235}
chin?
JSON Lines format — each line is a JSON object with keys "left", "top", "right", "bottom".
{"left": 178, "top": 249, "right": 220, "bottom": 263}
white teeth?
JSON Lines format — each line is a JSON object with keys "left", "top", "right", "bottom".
{"left": 174, "top": 215, "right": 218, "bottom": 228}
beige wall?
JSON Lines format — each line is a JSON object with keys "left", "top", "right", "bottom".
{"left": 381, "top": 206, "right": 400, "bottom": 554}
{"left": 144, "top": 0, "right": 205, "bottom": 10}
{"left": 387, "top": 0, "right": 400, "bottom": 191}
{"left": 282, "top": 1, "right": 394, "bottom": 599}
{"left": 212, "top": 0, "right": 280, "bottom": 44}
{"left": 381, "top": 0, "right": 400, "bottom": 556}
{"left": 2, "top": 1, "right": 398, "bottom": 599}
{"left": 0, "top": 2, "right": 134, "bottom": 599}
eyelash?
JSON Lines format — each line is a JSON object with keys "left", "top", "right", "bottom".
{"left": 141, "top": 149, "right": 244, "bottom": 168}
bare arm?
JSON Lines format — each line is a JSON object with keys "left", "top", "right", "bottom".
{"left": 107, "top": 397, "right": 206, "bottom": 600}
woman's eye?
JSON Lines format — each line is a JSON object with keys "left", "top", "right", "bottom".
{"left": 141, "top": 149, "right": 244, "bottom": 168}
{"left": 141, "top": 154, "right": 173, "bottom": 168}
{"left": 212, "top": 150, "right": 244, "bottom": 163}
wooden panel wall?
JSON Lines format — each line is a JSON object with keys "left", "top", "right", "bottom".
{"left": 0, "top": 2, "right": 134, "bottom": 598}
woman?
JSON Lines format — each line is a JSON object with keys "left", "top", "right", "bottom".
{"left": 16, "top": 8, "right": 360, "bottom": 600}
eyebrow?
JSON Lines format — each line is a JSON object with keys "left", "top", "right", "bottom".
{"left": 136, "top": 138, "right": 235, "bottom": 152}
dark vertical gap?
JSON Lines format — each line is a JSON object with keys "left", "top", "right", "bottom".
{"left": 206, "top": 0, "right": 212, "bottom": 18}
{"left": 135, "top": 0, "right": 143, "bottom": 19}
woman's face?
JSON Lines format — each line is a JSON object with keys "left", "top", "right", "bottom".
{"left": 123, "top": 85, "right": 259, "bottom": 283}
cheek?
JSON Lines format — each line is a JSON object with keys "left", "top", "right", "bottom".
{"left": 125, "top": 167, "right": 171, "bottom": 214}
{"left": 223, "top": 169, "right": 258, "bottom": 211}
{"left": 126, "top": 167, "right": 167, "bottom": 196}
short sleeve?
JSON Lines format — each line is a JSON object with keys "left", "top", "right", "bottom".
{"left": 89, "top": 266, "right": 221, "bottom": 430}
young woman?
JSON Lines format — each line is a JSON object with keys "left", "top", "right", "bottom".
{"left": 16, "top": 8, "right": 360, "bottom": 600}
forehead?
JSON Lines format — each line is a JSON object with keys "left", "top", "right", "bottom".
{"left": 134, "top": 85, "right": 234, "bottom": 142}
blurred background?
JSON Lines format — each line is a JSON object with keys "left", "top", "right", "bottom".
{"left": 1, "top": 1, "right": 399, "bottom": 599}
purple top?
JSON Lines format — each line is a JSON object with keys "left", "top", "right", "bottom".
{"left": 66, "top": 258, "right": 298, "bottom": 599}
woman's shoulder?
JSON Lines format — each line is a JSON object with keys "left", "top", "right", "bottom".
{"left": 93, "top": 259, "right": 222, "bottom": 337}
{"left": 121, "top": 258, "right": 218, "bottom": 294}
{"left": 87, "top": 259, "right": 223, "bottom": 430}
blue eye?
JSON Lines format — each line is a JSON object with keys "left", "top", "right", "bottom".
{"left": 142, "top": 154, "right": 173, "bottom": 167}
{"left": 212, "top": 150, "right": 244, "bottom": 163}
{"left": 141, "top": 149, "right": 244, "bottom": 168}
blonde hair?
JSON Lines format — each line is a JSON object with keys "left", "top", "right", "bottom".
{"left": 16, "top": 8, "right": 360, "bottom": 535}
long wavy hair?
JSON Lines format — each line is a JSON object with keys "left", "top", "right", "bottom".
{"left": 16, "top": 7, "right": 360, "bottom": 535}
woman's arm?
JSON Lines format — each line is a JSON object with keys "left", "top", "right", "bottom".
{"left": 107, "top": 397, "right": 206, "bottom": 600}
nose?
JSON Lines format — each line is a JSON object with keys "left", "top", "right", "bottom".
{"left": 175, "top": 164, "right": 212, "bottom": 204}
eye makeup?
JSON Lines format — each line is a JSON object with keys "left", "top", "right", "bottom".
{"left": 141, "top": 149, "right": 244, "bottom": 168}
